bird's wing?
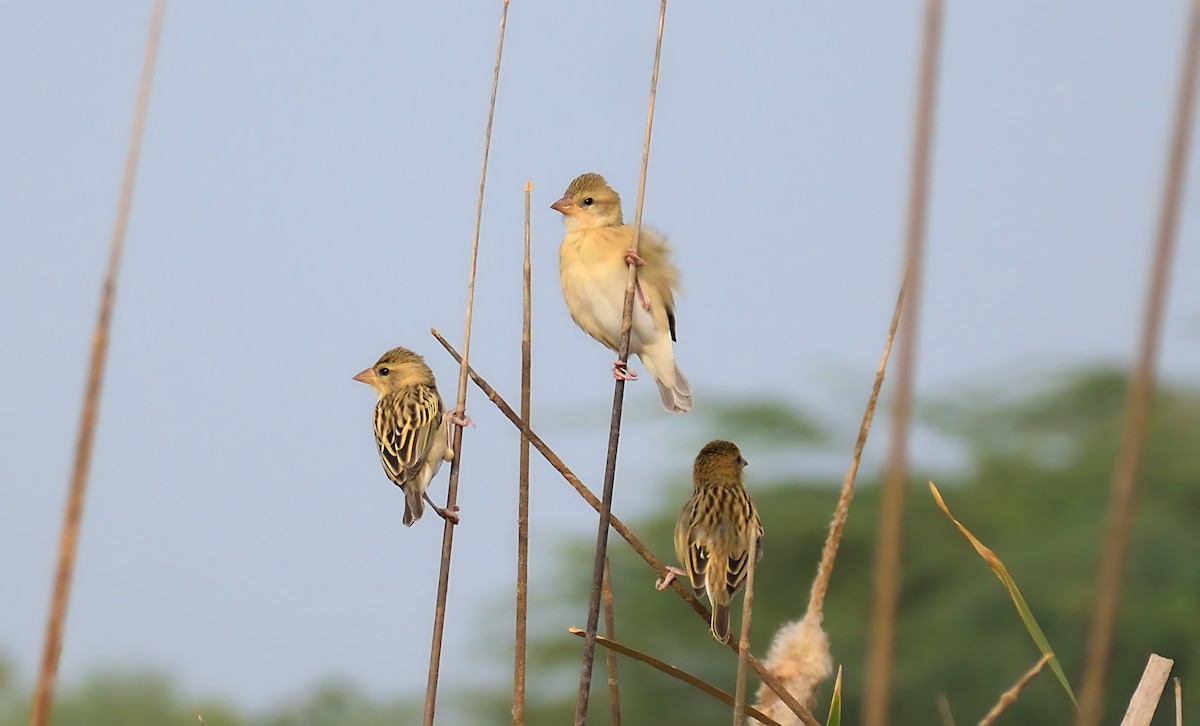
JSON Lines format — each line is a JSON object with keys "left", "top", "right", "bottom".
{"left": 674, "top": 497, "right": 708, "bottom": 593}
{"left": 374, "top": 386, "right": 444, "bottom": 486}
{"left": 636, "top": 228, "right": 680, "bottom": 341}
{"left": 724, "top": 494, "right": 763, "bottom": 596}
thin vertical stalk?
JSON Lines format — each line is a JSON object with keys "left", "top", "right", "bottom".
{"left": 513, "top": 180, "right": 533, "bottom": 724}
{"left": 733, "top": 529, "right": 758, "bottom": 726}
{"left": 430, "top": 330, "right": 821, "bottom": 726}
{"left": 1173, "top": 677, "right": 1181, "bottom": 726}
{"left": 574, "top": 1, "right": 668, "bottom": 722}
{"left": 602, "top": 558, "right": 621, "bottom": 726}
{"left": 423, "top": 2, "right": 511, "bottom": 723}
{"left": 807, "top": 261, "right": 912, "bottom": 620}
{"left": 863, "top": 1, "right": 943, "bottom": 724}
{"left": 1076, "top": 3, "right": 1200, "bottom": 723}
{"left": 30, "top": 3, "right": 165, "bottom": 724}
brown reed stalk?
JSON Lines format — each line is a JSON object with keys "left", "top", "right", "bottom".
{"left": 863, "top": 2, "right": 943, "bottom": 724}
{"left": 574, "top": 1, "right": 668, "bottom": 722}
{"left": 513, "top": 180, "right": 533, "bottom": 724}
{"left": 567, "top": 629, "right": 782, "bottom": 726}
{"left": 1076, "top": 3, "right": 1200, "bottom": 723}
{"left": 431, "top": 330, "right": 822, "bottom": 726}
{"left": 733, "top": 528, "right": 759, "bottom": 726}
{"left": 602, "top": 558, "right": 621, "bottom": 725}
{"left": 423, "top": 2, "right": 511, "bottom": 723}
{"left": 977, "top": 654, "right": 1053, "bottom": 726}
{"left": 807, "top": 261, "right": 912, "bottom": 620}
{"left": 29, "top": 4, "right": 165, "bottom": 724}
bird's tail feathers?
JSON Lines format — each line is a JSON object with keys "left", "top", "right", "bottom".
{"left": 706, "top": 564, "right": 732, "bottom": 643}
{"left": 643, "top": 350, "right": 692, "bottom": 413}
{"left": 402, "top": 486, "right": 424, "bottom": 527}
{"left": 711, "top": 603, "right": 731, "bottom": 644}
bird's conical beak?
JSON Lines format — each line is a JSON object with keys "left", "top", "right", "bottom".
{"left": 550, "top": 195, "right": 578, "bottom": 215}
{"left": 352, "top": 368, "right": 377, "bottom": 386}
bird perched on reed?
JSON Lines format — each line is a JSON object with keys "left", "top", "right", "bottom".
{"left": 353, "top": 346, "right": 461, "bottom": 527}
{"left": 657, "top": 440, "right": 763, "bottom": 643}
{"left": 551, "top": 172, "right": 692, "bottom": 413}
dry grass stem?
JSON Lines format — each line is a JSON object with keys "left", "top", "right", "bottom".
{"left": 807, "top": 261, "right": 912, "bottom": 619}
{"left": 513, "top": 179, "right": 533, "bottom": 724}
{"left": 863, "top": 1, "right": 943, "bottom": 724}
{"left": 567, "top": 629, "right": 781, "bottom": 726}
{"left": 423, "top": 2, "right": 512, "bottom": 723}
{"left": 758, "top": 234, "right": 914, "bottom": 726}
{"left": 29, "top": 3, "right": 166, "bottom": 724}
{"left": 936, "top": 693, "right": 956, "bottom": 726}
{"left": 431, "top": 330, "right": 820, "bottom": 726}
{"left": 733, "top": 528, "right": 758, "bottom": 726}
{"left": 575, "top": 1, "right": 668, "bottom": 722}
{"left": 602, "top": 558, "right": 621, "bottom": 725}
{"left": 977, "top": 654, "right": 1053, "bottom": 726}
{"left": 1174, "top": 677, "right": 1182, "bottom": 726}
{"left": 1118, "top": 655, "right": 1175, "bottom": 726}
{"left": 1076, "top": 2, "right": 1200, "bottom": 723}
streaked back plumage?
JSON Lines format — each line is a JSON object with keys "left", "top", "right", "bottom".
{"left": 673, "top": 440, "right": 763, "bottom": 643}
{"left": 362, "top": 346, "right": 450, "bottom": 526}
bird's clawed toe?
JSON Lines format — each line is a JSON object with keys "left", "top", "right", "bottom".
{"left": 612, "top": 361, "right": 639, "bottom": 381}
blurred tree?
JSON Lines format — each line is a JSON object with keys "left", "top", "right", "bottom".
{"left": 471, "top": 366, "right": 1198, "bottom": 725}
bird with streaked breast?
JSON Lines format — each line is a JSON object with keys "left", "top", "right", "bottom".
{"left": 551, "top": 172, "right": 692, "bottom": 413}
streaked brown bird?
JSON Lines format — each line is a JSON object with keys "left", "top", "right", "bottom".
{"left": 551, "top": 172, "right": 692, "bottom": 412}
{"left": 657, "top": 440, "right": 763, "bottom": 643}
{"left": 353, "top": 346, "right": 458, "bottom": 526}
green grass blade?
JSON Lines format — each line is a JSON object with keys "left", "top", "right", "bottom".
{"left": 929, "top": 482, "right": 1079, "bottom": 710}
{"left": 825, "top": 666, "right": 843, "bottom": 726}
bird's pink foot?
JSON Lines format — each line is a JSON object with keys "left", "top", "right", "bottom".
{"left": 433, "top": 505, "right": 460, "bottom": 525}
{"left": 447, "top": 409, "right": 472, "bottom": 428}
{"left": 625, "top": 250, "right": 645, "bottom": 267}
{"left": 655, "top": 566, "right": 688, "bottom": 591}
{"left": 612, "top": 360, "right": 638, "bottom": 381}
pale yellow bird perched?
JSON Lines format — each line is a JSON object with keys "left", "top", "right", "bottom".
{"left": 353, "top": 346, "right": 459, "bottom": 527}
{"left": 551, "top": 172, "right": 692, "bottom": 413}
{"left": 657, "top": 440, "right": 763, "bottom": 643}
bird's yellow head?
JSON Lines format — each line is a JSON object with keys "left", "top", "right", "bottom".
{"left": 353, "top": 346, "right": 436, "bottom": 396}
{"left": 550, "top": 173, "right": 623, "bottom": 231}
{"left": 693, "top": 440, "right": 749, "bottom": 487}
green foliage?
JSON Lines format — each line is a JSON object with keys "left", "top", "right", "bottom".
{"left": 475, "top": 367, "right": 1199, "bottom": 725}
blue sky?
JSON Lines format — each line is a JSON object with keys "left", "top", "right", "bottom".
{"left": 2, "top": 0, "right": 1197, "bottom": 716}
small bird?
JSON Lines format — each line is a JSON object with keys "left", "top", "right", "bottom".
{"left": 353, "top": 346, "right": 462, "bottom": 527}
{"left": 657, "top": 440, "right": 763, "bottom": 643}
{"left": 551, "top": 172, "right": 692, "bottom": 413}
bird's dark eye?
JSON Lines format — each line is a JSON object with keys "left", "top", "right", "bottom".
{"left": 379, "top": 367, "right": 390, "bottom": 376}
{"left": 582, "top": 197, "right": 594, "bottom": 206}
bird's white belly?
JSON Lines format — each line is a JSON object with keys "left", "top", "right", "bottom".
{"left": 569, "top": 266, "right": 657, "bottom": 352}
